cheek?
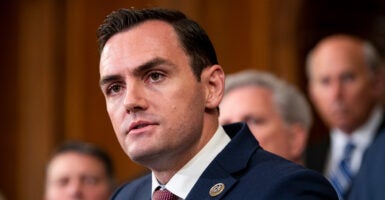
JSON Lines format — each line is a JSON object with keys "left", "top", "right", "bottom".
{"left": 107, "top": 110, "right": 118, "bottom": 128}
{"left": 312, "top": 89, "right": 328, "bottom": 103}
{"left": 106, "top": 103, "right": 125, "bottom": 139}
{"left": 311, "top": 93, "right": 331, "bottom": 112}
{"left": 106, "top": 99, "right": 123, "bottom": 121}
{"left": 351, "top": 83, "right": 372, "bottom": 99}
{"left": 106, "top": 98, "right": 120, "bottom": 114}
{"left": 219, "top": 106, "right": 241, "bottom": 124}
{"left": 311, "top": 85, "right": 332, "bottom": 100}
{"left": 250, "top": 119, "right": 283, "bottom": 140}
{"left": 249, "top": 124, "right": 273, "bottom": 142}
{"left": 89, "top": 185, "right": 110, "bottom": 199}
{"left": 170, "top": 85, "right": 205, "bottom": 112}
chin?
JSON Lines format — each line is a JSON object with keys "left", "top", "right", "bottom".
{"left": 127, "top": 148, "right": 151, "bottom": 162}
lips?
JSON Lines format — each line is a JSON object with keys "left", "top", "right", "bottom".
{"left": 127, "top": 120, "right": 157, "bottom": 134}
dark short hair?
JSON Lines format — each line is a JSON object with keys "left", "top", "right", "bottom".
{"left": 47, "top": 141, "right": 115, "bottom": 186}
{"left": 96, "top": 7, "right": 218, "bottom": 80}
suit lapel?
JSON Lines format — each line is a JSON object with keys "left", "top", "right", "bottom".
{"left": 136, "top": 175, "right": 152, "bottom": 200}
{"left": 186, "top": 123, "right": 258, "bottom": 200}
{"left": 184, "top": 163, "right": 237, "bottom": 200}
{"left": 360, "top": 114, "right": 385, "bottom": 162}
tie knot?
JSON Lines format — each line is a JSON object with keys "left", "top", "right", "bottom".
{"left": 344, "top": 141, "right": 356, "bottom": 158}
{"left": 153, "top": 188, "right": 179, "bottom": 200}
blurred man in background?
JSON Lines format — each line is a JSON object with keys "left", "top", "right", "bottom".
{"left": 44, "top": 141, "right": 115, "bottom": 200}
{"left": 306, "top": 34, "right": 385, "bottom": 199}
{"left": 219, "top": 70, "right": 312, "bottom": 165}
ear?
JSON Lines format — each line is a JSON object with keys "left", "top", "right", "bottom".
{"left": 201, "top": 65, "right": 225, "bottom": 110}
{"left": 372, "top": 65, "right": 385, "bottom": 100}
{"left": 288, "top": 123, "right": 309, "bottom": 164}
{"left": 307, "top": 82, "right": 315, "bottom": 102}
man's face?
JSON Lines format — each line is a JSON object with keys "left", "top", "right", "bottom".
{"left": 99, "top": 20, "right": 214, "bottom": 171}
{"left": 44, "top": 152, "right": 111, "bottom": 200}
{"left": 309, "top": 37, "right": 376, "bottom": 133}
{"left": 219, "top": 86, "right": 292, "bottom": 159}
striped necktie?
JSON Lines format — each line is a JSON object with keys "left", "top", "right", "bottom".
{"left": 329, "top": 141, "right": 356, "bottom": 199}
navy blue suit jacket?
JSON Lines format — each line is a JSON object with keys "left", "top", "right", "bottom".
{"left": 348, "top": 120, "right": 385, "bottom": 200}
{"left": 111, "top": 123, "right": 338, "bottom": 200}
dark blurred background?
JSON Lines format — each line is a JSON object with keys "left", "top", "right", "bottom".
{"left": 1, "top": 0, "right": 385, "bottom": 199}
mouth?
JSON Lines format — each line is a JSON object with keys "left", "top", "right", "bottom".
{"left": 127, "top": 120, "right": 158, "bottom": 135}
{"left": 331, "top": 107, "right": 347, "bottom": 115}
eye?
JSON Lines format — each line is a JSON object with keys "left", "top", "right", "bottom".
{"left": 245, "top": 116, "right": 265, "bottom": 125}
{"left": 106, "top": 84, "right": 123, "bottom": 96}
{"left": 82, "top": 176, "right": 99, "bottom": 185}
{"left": 54, "top": 177, "right": 69, "bottom": 187}
{"left": 319, "top": 77, "right": 331, "bottom": 86}
{"left": 146, "top": 71, "right": 165, "bottom": 83}
{"left": 341, "top": 73, "right": 355, "bottom": 83}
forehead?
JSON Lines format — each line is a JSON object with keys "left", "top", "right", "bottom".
{"left": 310, "top": 38, "right": 369, "bottom": 76}
{"left": 99, "top": 20, "right": 185, "bottom": 72}
{"left": 47, "top": 152, "right": 105, "bottom": 176}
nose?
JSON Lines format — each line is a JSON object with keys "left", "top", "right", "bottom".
{"left": 123, "top": 82, "right": 148, "bottom": 113}
{"left": 68, "top": 180, "right": 83, "bottom": 199}
{"left": 330, "top": 80, "right": 343, "bottom": 100}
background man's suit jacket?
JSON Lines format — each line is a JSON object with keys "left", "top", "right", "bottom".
{"left": 111, "top": 123, "right": 338, "bottom": 200}
{"left": 348, "top": 119, "right": 385, "bottom": 200}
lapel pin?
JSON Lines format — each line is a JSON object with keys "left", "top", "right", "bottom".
{"left": 209, "top": 183, "right": 225, "bottom": 197}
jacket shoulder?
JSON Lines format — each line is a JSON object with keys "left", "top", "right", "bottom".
{"left": 110, "top": 174, "right": 152, "bottom": 200}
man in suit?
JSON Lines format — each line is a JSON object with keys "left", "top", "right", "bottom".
{"left": 219, "top": 70, "right": 312, "bottom": 165}
{"left": 97, "top": 8, "right": 338, "bottom": 199}
{"left": 306, "top": 34, "right": 385, "bottom": 199}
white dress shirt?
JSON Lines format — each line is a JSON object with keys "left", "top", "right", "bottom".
{"left": 151, "top": 125, "right": 231, "bottom": 199}
{"left": 326, "top": 105, "right": 383, "bottom": 177}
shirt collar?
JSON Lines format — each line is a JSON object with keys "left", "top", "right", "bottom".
{"left": 151, "top": 125, "right": 230, "bottom": 199}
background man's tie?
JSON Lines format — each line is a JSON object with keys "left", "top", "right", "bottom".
{"left": 153, "top": 188, "right": 179, "bottom": 200}
{"left": 329, "top": 141, "right": 356, "bottom": 199}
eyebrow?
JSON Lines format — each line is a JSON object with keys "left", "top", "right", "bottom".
{"left": 99, "top": 57, "right": 173, "bottom": 87}
{"left": 99, "top": 74, "right": 122, "bottom": 88}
